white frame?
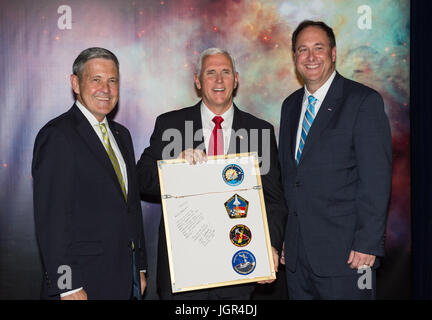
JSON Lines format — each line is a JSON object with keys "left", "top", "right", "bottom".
{"left": 157, "top": 152, "right": 275, "bottom": 293}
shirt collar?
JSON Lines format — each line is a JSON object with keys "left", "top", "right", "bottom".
{"left": 200, "top": 101, "right": 234, "bottom": 127}
{"left": 304, "top": 70, "right": 336, "bottom": 102}
{"left": 75, "top": 100, "right": 108, "bottom": 127}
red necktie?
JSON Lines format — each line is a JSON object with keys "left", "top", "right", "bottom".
{"left": 208, "top": 116, "right": 224, "bottom": 156}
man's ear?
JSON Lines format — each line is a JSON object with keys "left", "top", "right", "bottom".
{"left": 194, "top": 74, "right": 201, "bottom": 90}
{"left": 234, "top": 72, "right": 239, "bottom": 89}
{"left": 332, "top": 46, "right": 337, "bottom": 63}
{"left": 70, "top": 74, "right": 80, "bottom": 95}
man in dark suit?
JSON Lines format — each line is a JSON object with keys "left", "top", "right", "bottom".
{"left": 278, "top": 21, "right": 392, "bottom": 299}
{"left": 32, "top": 47, "right": 147, "bottom": 300}
{"left": 137, "top": 48, "right": 288, "bottom": 299}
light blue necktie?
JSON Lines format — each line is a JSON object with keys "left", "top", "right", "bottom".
{"left": 296, "top": 95, "right": 317, "bottom": 164}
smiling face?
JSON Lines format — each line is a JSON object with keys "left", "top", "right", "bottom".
{"left": 294, "top": 26, "right": 336, "bottom": 93}
{"left": 194, "top": 53, "right": 239, "bottom": 115}
{"left": 71, "top": 58, "right": 119, "bottom": 122}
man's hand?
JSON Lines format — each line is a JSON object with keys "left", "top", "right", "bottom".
{"left": 258, "top": 246, "right": 279, "bottom": 284}
{"left": 280, "top": 242, "right": 285, "bottom": 265}
{"left": 140, "top": 272, "right": 147, "bottom": 296}
{"left": 61, "top": 288, "right": 88, "bottom": 300}
{"left": 178, "top": 148, "right": 207, "bottom": 165}
{"left": 347, "top": 250, "right": 376, "bottom": 269}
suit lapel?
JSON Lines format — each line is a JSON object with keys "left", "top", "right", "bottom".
{"left": 187, "top": 102, "right": 205, "bottom": 150}
{"left": 72, "top": 105, "right": 126, "bottom": 202}
{"left": 289, "top": 92, "right": 304, "bottom": 163}
{"left": 228, "top": 104, "right": 241, "bottom": 154}
{"left": 298, "top": 73, "right": 344, "bottom": 165}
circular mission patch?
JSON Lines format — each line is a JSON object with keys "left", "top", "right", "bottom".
{"left": 232, "top": 250, "right": 256, "bottom": 275}
{"left": 222, "top": 164, "right": 244, "bottom": 186}
{"left": 229, "top": 224, "right": 252, "bottom": 247}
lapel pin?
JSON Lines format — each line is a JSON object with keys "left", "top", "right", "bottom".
{"left": 327, "top": 107, "right": 333, "bottom": 112}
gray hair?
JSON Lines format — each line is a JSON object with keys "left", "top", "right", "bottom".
{"left": 195, "top": 48, "right": 236, "bottom": 76}
{"left": 72, "top": 47, "right": 119, "bottom": 79}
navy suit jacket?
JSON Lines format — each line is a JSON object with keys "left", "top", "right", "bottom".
{"left": 279, "top": 73, "right": 392, "bottom": 277}
{"left": 137, "top": 101, "right": 288, "bottom": 298}
{"left": 32, "top": 104, "right": 147, "bottom": 299}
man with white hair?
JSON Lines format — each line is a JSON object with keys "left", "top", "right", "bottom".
{"left": 137, "top": 48, "right": 288, "bottom": 299}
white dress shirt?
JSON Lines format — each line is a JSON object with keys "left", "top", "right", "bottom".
{"left": 76, "top": 100, "right": 128, "bottom": 193}
{"left": 200, "top": 102, "right": 234, "bottom": 155}
{"left": 295, "top": 71, "right": 336, "bottom": 161}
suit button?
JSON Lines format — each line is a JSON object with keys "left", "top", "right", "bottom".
{"left": 295, "top": 181, "right": 301, "bottom": 187}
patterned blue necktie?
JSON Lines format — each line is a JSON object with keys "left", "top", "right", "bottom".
{"left": 296, "top": 95, "right": 317, "bottom": 164}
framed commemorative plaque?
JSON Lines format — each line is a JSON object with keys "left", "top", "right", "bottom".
{"left": 157, "top": 152, "right": 275, "bottom": 293}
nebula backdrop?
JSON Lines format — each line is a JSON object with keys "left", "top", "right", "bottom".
{"left": 0, "top": 0, "right": 410, "bottom": 299}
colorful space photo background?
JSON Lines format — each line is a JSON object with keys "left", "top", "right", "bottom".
{"left": 0, "top": 0, "right": 410, "bottom": 298}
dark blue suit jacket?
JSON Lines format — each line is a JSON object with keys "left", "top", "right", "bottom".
{"left": 279, "top": 73, "right": 392, "bottom": 277}
{"left": 32, "top": 104, "right": 147, "bottom": 299}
